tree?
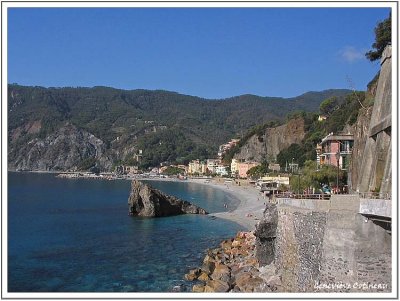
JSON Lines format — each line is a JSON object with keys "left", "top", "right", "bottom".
{"left": 319, "top": 97, "right": 339, "bottom": 116}
{"left": 366, "top": 14, "right": 391, "bottom": 61}
{"left": 247, "top": 164, "right": 268, "bottom": 180}
{"left": 162, "top": 166, "right": 185, "bottom": 176}
{"left": 290, "top": 160, "right": 346, "bottom": 192}
{"left": 77, "top": 157, "right": 97, "bottom": 171}
{"left": 276, "top": 144, "right": 307, "bottom": 168}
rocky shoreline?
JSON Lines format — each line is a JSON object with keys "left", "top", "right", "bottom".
{"left": 184, "top": 230, "right": 282, "bottom": 292}
{"left": 183, "top": 203, "right": 281, "bottom": 293}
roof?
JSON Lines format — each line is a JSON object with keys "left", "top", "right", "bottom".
{"left": 321, "top": 132, "right": 354, "bottom": 144}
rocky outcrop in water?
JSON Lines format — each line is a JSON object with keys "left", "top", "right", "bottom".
{"left": 128, "top": 180, "right": 208, "bottom": 217}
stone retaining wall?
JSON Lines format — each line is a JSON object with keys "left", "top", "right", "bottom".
{"left": 273, "top": 199, "right": 391, "bottom": 293}
{"left": 274, "top": 206, "right": 326, "bottom": 292}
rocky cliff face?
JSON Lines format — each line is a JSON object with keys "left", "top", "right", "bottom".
{"left": 349, "top": 107, "right": 373, "bottom": 191}
{"left": 8, "top": 123, "right": 113, "bottom": 171}
{"left": 350, "top": 45, "right": 392, "bottom": 194}
{"left": 234, "top": 118, "right": 305, "bottom": 162}
{"left": 128, "top": 180, "right": 208, "bottom": 217}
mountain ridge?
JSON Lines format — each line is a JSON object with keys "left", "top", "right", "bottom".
{"left": 8, "top": 84, "right": 352, "bottom": 171}
{"left": 8, "top": 83, "right": 351, "bottom": 101}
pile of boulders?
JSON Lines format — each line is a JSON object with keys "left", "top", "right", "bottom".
{"left": 184, "top": 231, "right": 282, "bottom": 292}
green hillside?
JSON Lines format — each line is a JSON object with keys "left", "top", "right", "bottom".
{"left": 8, "top": 84, "right": 351, "bottom": 169}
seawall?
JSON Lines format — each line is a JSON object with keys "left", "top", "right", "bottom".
{"left": 181, "top": 181, "right": 392, "bottom": 293}
{"left": 272, "top": 195, "right": 391, "bottom": 292}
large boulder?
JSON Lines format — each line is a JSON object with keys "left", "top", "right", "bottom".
{"left": 128, "top": 180, "right": 208, "bottom": 217}
{"left": 204, "top": 280, "right": 230, "bottom": 292}
{"left": 254, "top": 203, "right": 278, "bottom": 266}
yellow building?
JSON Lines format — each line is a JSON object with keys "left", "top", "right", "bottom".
{"left": 231, "top": 159, "right": 239, "bottom": 176}
{"left": 188, "top": 160, "right": 207, "bottom": 175}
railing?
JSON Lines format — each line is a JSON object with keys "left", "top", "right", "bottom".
{"left": 274, "top": 194, "right": 331, "bottom": 200}
{"left": 359, "top": 192, "right": 391, "bottom": 200}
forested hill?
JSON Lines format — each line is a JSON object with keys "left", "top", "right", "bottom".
{"left": 8, "top": 84, "right": 351, "bottom": 171}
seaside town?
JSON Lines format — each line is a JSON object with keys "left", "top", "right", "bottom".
{"left": 53, "top": 44, "right": 392, "bottom": 293}
{"left": 6, "top": 6, "right": 394, "bottom": 296}
{"left": 57, "top": 132, "right": 354, "bottom": 198}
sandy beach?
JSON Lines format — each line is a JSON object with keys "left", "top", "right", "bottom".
{"left": 144, "top": 177, "right": 266, "bottom": 230}
{"left": 188, "top": 178, "right": 266, "bottom": 230}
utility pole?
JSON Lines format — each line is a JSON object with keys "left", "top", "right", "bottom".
{"left": 335, "top": 151, "right": 340, "bottom": 194}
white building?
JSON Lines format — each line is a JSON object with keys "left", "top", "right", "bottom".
{"left": 206, "top": 159, "right": 219, "bottom": 174}
{"left": 216, "top": 165, "right": 228, "bottom": 176}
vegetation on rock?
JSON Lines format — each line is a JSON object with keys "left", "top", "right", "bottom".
{"left": 247, "top": 162, "right": 269, "bottom": 180}
{"left": 365, "top": 14, "right": 391, "bottom": 61}
{"left": 276, "top": 91, "right": 366, "bottom": 168}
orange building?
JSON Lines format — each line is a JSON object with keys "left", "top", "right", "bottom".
{"left": 237, "top": 162, "right": 260, "bottom": 178}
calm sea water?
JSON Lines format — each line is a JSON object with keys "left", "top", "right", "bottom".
{"left": 8, "top": 173, "right": 243, "bottom": 292}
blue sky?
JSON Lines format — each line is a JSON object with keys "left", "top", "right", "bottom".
{"left": 8, "top": 7, "right": 390, "bottom": 99}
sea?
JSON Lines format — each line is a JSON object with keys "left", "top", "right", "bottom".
{"left": 8, "top": 172, "right": 244, "bottom": 292}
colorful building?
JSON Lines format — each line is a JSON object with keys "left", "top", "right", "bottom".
{"left": 215, "top": 165, "right": 229, "bottom": 176}
{"left": 218, "top": 138, "right": 240, "bottom": 158}
{"left": 237, "top": 162, "right": 260, "bottom": 178}
{"left": 206, "top": 159, "right": 219, "bottom": 174}
{"left": 231, "top": 158, "right": 243, "bottom": 176}
{"left": 316, "top": 132, "right": 354, "bottom": 170}
{"left": 188, "top": 160, "right": 207, "bottom": 175}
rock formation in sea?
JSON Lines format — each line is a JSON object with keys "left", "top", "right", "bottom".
{"left": 127, "top": 180, "right": 208, "bottom": 217}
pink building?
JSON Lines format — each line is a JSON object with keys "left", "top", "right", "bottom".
{"left": 237, "top": 162, "right": 260, "bottom": 178}
{"left": 316, "top": 133, "right": 354, "bottom": 170}
{"left": 217, "top": 139, "right": 240, "bottom": 158}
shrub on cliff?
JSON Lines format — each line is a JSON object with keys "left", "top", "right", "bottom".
{"left": 366, "top": 14, "right": 391, "bottom": 61}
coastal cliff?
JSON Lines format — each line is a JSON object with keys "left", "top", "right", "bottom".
{"left": 8, "top": 123, "right": 113, "bottom": 171}
{"left": 350, "top": 45, "right": 392, "bottom": 194}
{"left": 233, "top": 118, "right": 306, "bottom": 162}
{"left": 128, "top": 180, "right": 208, "bottom": 217}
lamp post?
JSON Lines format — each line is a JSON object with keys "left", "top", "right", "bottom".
{"left": 335, "top": 151, "right": 340, "bottom": 194}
